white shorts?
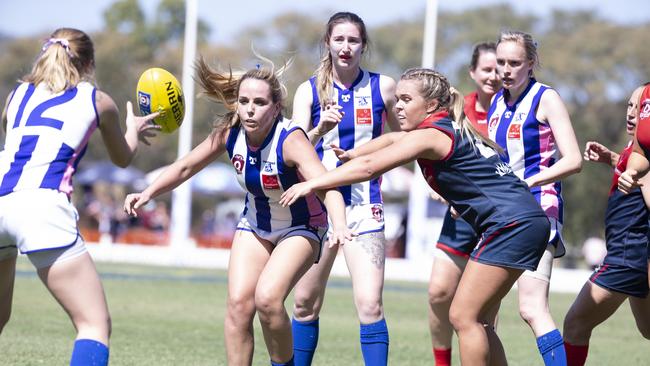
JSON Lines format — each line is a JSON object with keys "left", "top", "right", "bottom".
{"left": 327, "top": 203, "right": 385, "bottom": 238}
{"left": 236, "top": 216, "right": 326, "bottom": 247}
{"left": 0, "top": 189, "right": 80, "bottom": 254}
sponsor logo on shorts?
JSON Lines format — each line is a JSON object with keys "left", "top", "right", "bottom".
{"left": 232, "top": 154, "right": 244, "bottom": 174}
{"left": 262, "top": 174, "right": 280, "bottom": 190}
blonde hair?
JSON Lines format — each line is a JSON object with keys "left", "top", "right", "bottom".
{"left": 400, "top": 68, "right": 502, "bottom": 152}
{"left": 195, "top": 54, "right": 291, "bottom": 136}
{"left": 497, "top": 30, "right": 540, "bottom": 76}
{"left": 314, "top": 12, "right": 369, "bottom": 107}
{"left": 22, "top": 28, "right": 95, "bottom": 93}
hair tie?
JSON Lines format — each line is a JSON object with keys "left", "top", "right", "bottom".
{"left": 255, "top": 63, "right": 261, "bottom": 70}
{"left": 42, "top": 38, "right": 73, "bottom": 57}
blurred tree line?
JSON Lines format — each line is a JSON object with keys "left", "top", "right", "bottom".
{"left": 1, "top": 0, "right": 649, "bottom": 247}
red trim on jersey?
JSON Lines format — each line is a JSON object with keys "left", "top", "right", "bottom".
{"left": 436, "top": 242, "right": 472, "bottom": 258}
{"left": 464, "top": 91, "right": 489, "bottom": 138}
{"left": 416, "top": 111, "right": 455, "bottom": 162}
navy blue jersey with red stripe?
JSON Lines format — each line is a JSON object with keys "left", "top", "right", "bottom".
{"left": 604, "top": 141, "right": 650, "bottom": 270}
{"left": 416, "top": 112, "right": 546, "bottom": 234}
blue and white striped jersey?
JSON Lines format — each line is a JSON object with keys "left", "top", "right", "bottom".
{"left": 309, "top": 70, "right": 386, "bottom": 205}
{"left": 0, "top": 82, "right": 98, "bottom": 197}
{"left": 225, "top": 117, "right": 327, "bottom": 232}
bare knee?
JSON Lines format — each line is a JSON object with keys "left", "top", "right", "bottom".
{"left": 519, "top": 298, "right": 549, "bottom": 326}
{"left": 428, "top": 281, "right": 456, "bottom": 306}
{"left": 355, "top": 296, "right": 383, "bottom": 322}
{"left": 563, "top": 309, "right": 591, "bottom": 343}
{"left": 449, "top": 305, "right": 470, "bottom": 332}
{"left": 293, "top": 289, "right": 321, "bottom": 320}
{"left": 255, "top": 290, "right": 285, "bottom": 323}
{"left": 227, "top": 293, "right": 256, "bottom": 325}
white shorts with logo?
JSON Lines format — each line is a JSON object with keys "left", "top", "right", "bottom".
{"left": 327, "top": 203, "right": 385, "bottom": 238}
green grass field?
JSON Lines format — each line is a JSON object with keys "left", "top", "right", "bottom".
{"left": 1, "top": 258, "right": 648, "bottom": 365}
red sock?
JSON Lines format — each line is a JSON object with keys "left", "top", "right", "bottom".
{"left": 564, "top": 342, "right": 588, "bottom": 366}
{"left": 433, "top": 348, "right": 451, "bottom": 366}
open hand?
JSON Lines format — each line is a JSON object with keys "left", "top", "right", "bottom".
{"left": 124, "top": 192, "right": 151, "bottom": 217}
{"left": 279, "top": 182, "right": 314, "bottom": 207}
{"left": 126, "top": 101, "right": 161, "bottom": 145}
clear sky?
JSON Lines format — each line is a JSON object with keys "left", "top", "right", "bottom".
{"left": 0, "top": 0, "right": 648, "bottom": 45}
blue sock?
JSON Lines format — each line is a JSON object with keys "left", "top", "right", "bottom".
{"left": 271, "top": 356, "right": 294, "bottom": 366}
{"left": 70, "top": 339, "right": 109, "bottom": 366}
{"left": 536, "top": 329, "right": 567, "bottom": 366}
{"left": 360, "top": 318, "right": 389, "bottom": 366}
{"left": 292, "top": 318, "right": 319, "bottom": 366}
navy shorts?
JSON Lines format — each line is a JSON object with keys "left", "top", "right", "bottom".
{"left": 591, "top": 263, "right": 649, "bottom": 298}
{"left": 436, "top": 208, "right": 478, "bottom": 258}
{"left": 471, "top": 216, "right": 550, "bottom": 271}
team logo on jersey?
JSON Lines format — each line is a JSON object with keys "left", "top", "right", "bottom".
{"left": 495, "top": 162, "right": 513, "bottom": 176}
{"left": 262, "top": 161, "right": 275, "bottom": 173}
{"left": 262, "top": 174, "right": 280, "bottom": 189}
{"left": 341, "top": 93, "right": 351, "bottom": 103}
{"left": 355, "top": 95, "right": 369, "bottom": 106}
{"left": 371, "top": 204, "right": 384, "bottom": 222}
{"left": 356, "top": 108, "right": 372, "bottom": 125}
{"left": 231, "top": 154, "right": 245, "bottom": 174}
{"left": 488, "top": 115, "right": 500, "bottom": 131}
{"left": 248, "top": 156, "right": 258, "bottom": 165}
{"left": 504, "top": 110, "right": 512, "bottom": 119}
{"left": 138, "top": 91, "right": 151, "bottom": 115}
{"left": 640, "top": 98, "right": 650, "bottom": 119}
{"left": 507, "top": 124, "right": 522, "bottom": 139}
{"left": 513, "top": 112, "right": 527, "bottom": 123}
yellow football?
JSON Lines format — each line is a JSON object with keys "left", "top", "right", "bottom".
{"left": 136, "top": 68, "right": 185, "bottom": 133}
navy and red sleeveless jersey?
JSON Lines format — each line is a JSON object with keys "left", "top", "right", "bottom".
{"left": 415, "top": 112, "right": 546, "bottom": 234}
{"left": 604, "top": 141, "right": 650, "bottom": 270}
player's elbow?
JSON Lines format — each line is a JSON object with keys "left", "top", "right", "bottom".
{"left": 568, "top": 155, "right": 583, "bottom": 175}
{"left": 358, "top": 156, "right": 378, "bottom": 180}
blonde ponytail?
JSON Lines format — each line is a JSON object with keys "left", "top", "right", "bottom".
{"left": 22, "top": 28, "right": 95, "bottom": 93}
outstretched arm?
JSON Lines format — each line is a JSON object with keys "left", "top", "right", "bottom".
{"left": 282, "top": 129, "right": 352, "bottom": 245}
{"left": 280, "top": 128, "right": 450, "bottom": 206}
{"left": 124, "top": 129, "right": 227, "bottom": 216}
{"left": 96, "top": 91, "right": 161, "bottom": 167}
{"left": 583, "top": 141, "right": 619, "bottom": 168}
